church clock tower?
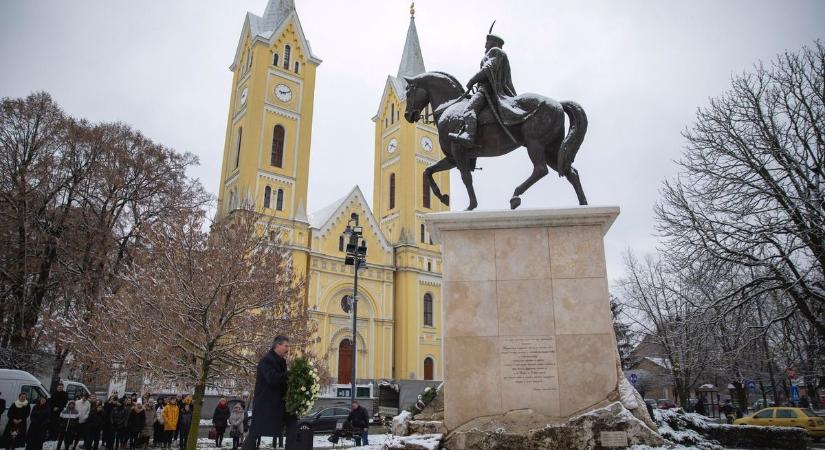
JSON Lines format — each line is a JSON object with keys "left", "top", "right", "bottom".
{"left": 217, "top": 0, "right": 321, "bottom": 275}
{"left": 372, "top": 5, "right": 450, "bottom": 380}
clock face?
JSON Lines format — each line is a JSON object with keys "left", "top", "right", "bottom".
{"left": 274, "top": 84, "right": 292, "bottom": 102}
{"left": 239, "top": 87, "right": 248, "bottom": 106}
{"left": 387, "top": 138, "right": 398, "bottom": 153}
{"left": 421, "top": 136, "right": 434, "bottom": 152}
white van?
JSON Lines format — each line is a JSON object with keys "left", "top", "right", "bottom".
{"left": 62, "top": 380, "right": 91, "bottom": 400}
{"left": 0, "top": 369, "right": 50, "bottom": 431}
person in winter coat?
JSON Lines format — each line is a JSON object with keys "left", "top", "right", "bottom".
{"left": 111, "top": 401, "right": 130, "bottom": 450}
{"left": 3, "top": 393, "right": 31, "bottom": 450}
{"left": 227, "top": 404, "right": 245, "bottom": 450}
{"left": 346, "top": 401, "right": 370, "bottom": 446}
{"left": 177, "top": 400, "right": 193, "bottom": 450}
{"left": 75, "top": 394, "right": 91, "bottom": 450}
{"left": 55, "top": 401, "right": 80, "bottom": 450}
{"left": 153, "top": 399, "right": 166, "bottom": 447}
{"left": 102, "top": 397, "right": 118, "bottom": 450}
{"left": 139, "top": 401, "right": 155, "bottom": 450}
{"left": 50, "top": 384, "right": 69, "bottom": 440}
{"left": 0, "top": 392, "right": 6, "bottom": 419}
{"left": 161, "top": 399, "right": 179, "bottom": 449}
{"left": 25, "top": 397, "right": 50, "bottom": 450}
{"left": 212, "top": 398, "right": 230, "bottom": 448}
{"left": 241, "top": 336, "right": 294, "bottom": 450}
{"left": 85, "top": 402, "right": 104, "bottom": 450}
{"left": 127, "top": 404, "right": 145, "bottom": 449}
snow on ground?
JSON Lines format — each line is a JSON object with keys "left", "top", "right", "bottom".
{"left": 195, "top": 434, "right": 440, "bottom": 450}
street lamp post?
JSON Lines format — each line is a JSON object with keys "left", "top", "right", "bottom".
{"left": 342, "top": 213, "right": 367, "bottom": 405}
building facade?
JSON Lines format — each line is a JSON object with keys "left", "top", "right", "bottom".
{"left": 216, "top": 0, "right": 449, "bottom": 383}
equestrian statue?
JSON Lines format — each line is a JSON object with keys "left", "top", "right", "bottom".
{"left": 403, "top": 23, "right": 588, "bottom": 210}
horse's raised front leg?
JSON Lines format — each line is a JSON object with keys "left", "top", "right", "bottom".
{"left": 460, "top": 169, "right": 478, "bottom": 211}
{"left": 424, "top": 157, "right": 456, "bottom": 207}
{"left": 565, "top": 166, "right": 588, "bottom": 205}
{"left": 510, "top": 144, "right": 549, "bottom": 209}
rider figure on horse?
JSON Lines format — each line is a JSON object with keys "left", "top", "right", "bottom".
{"left": 450, "top": 24, "right": 517, "bottom": 148}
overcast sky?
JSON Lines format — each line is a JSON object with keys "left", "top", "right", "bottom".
{"left": 2, "top": 0, "right": 823, "bottom": 281}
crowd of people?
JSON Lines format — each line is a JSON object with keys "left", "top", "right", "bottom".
{"left": 0, "top": 384, "right": 249, "bottom": 450}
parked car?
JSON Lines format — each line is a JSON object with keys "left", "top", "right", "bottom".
{"left": 751, "top": 399, "right": 775, "bottom": 410}
{"left": 644, "top": 398, "right": 657, "bottom": 409}
{"left": 0, "top": 369, "right": 50, "bottom": 431}
{"left": 735, "top": 407, "right": 825, "bottom": 440}
{"left": 298, "top": 406, "right": 351, "bottom": 433}
{"left": 657, "top": 399, "right": 677, "bottom": 409}
{"left": 62, "top": 380, "right": 91, "bottom": 400}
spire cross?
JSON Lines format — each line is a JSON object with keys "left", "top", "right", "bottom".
{"left": 410, "top": 2, "right": 415, "bottom": 18}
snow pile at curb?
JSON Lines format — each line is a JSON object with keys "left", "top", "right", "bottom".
{"left": 382, "top": 433, "right": 442, "bottom": 450}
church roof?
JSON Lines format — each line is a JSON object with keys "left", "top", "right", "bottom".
{"left": 372, "top": 12, "right": 428, "bottom": 120}
{"left": 230, "top": 0, "right": 321, "bottom": 70}
{"left": 396, "top": 15, "right": 426, "bottom": 79}
{"left": 308, "top": 186, "right": 393, "bottom": 253}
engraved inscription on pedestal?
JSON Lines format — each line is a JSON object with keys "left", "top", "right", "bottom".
{"left": 599, "top": 431, "right": 628, "bottom": 447}
{"left": 500, "top": 336, "right": 558, "bottom": 392}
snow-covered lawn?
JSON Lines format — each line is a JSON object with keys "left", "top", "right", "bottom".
{"left": 194, "top": 434, "right": 442, "bottom": 450}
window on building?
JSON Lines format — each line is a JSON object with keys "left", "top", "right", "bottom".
{"left": 390, "top": 104, "right": 394, "bottom": 124}
{"left": 264, "top": 186, "right": 272, "bottom": 208}
{"left": 273, "top": 53, "right": 279, "bottom": 66}
{"left": 234, "top": 127, "right": 243, "bottom": 168}
{"left": 420, "top": 224, "right": 426, "bottom": 243}
{"left": 427, "top": 261, "right": 432, "bottom": 272}
{"left": 283, "top": 45, "right": 291, "bottom": 70}
{"left": 384, "top": 118, "right": 388, "bottom": 128}
{"left": 424, "top": 358, "right": 434, "bottom": 380}
{"left": 276, "top": 189, "right": 284, "bottom": 211}
{"left": 271, "top": 125, "right": 285, "bottom": 167}
{"left": 338, "top": 236, "right": 344, "bottom": 252}
{"left": 389, "top": 173, "right": 395, "bottom": 209}
{"left": 423, "top": 293, "right": 433, "bottom": 326}
{"left": 423, "top": 176, "right": 431, "bottom": 208}
{"left": 294, "top": 61, "right": 300, "bottom": 74}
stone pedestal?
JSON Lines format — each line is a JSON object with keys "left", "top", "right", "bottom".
{"left": 426, "top": 207, "right": 621, "bottom": 431}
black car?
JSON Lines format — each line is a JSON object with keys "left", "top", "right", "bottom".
{"left": 298, "top": 407, "right": 351, "bottom": 433}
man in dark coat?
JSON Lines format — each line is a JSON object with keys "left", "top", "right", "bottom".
{"left": 241, "top": 336, "right": 295, "bottom": 450}
{"left": 346, "top": 401, "right": 370, "bottom": 446}
{"left": 50, "top": 383, "right": 69, "bottom": 440}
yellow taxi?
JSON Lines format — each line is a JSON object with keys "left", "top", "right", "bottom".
{"left": 734, "top": 407, "right": 825, "bottom": 439}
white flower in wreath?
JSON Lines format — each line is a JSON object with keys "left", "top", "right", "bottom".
{"left": 300, "top": 386, "right": 306, "bottom": 392}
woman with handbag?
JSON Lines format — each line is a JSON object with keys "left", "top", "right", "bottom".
{"left": 211, "top": 398, "right": 230, "bottom": 447}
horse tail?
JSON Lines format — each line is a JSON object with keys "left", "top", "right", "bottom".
{"left": 558, "top": 101, "right": 588, "bottom": 176}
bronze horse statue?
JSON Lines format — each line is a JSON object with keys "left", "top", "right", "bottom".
{"left": 403, "top": 71, "right": 588, "bottom": 210}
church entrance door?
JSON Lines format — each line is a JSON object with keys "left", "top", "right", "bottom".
{"left": 338, "top": 339, "right": 352, "bottom": 385}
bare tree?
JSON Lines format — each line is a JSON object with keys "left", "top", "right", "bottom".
{"left": 69, "top": 206, "right": 317, "bottom": 450}
{"left": 617, "top": 251, "right": 710, "bottom": 406}
{"left": 0, "top": 92, "right": 205, "bottom": 389}
{"left": 656, "top": 41, "right": 825, "bottom": 340}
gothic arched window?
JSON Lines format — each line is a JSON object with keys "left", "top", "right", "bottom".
{"left": 234, "top": 127, "right": 243, "bottom": 169}
{"left": 271, "top": 125, "right": 285, "bottom": 167}
{"left": 264, "top": 186, "right": 271, "bottom": 208}
{"left": 283, "top": 45, "right": 291, "bottom": 70}
{"left": 276, "top": 189, "right": 284, "bottom": 211}
{"left": 420, "top": 224, "right": 426, "bottom": 243}
{"left": 423, "top": 293, "right": 433, "bottom": 326}
{"left": 389, "top": 173, "right": 396, "bottom": 210}
{"left": 338, "top": 236, "right": 344, "bottom": 252}
{"left": 294, "top": 61, "right": 300, "bottom": 74}
{"left": 273, "top": 53, "right": 279, "bottom": 66}
{"left": 390, "top": 103, "right": 395, "bottom": 124}
{"left": 423, "top": 176, "right": 431, "bottom": 209}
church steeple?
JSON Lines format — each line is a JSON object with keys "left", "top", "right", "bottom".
{"left": 397, "top": 3, "right": 426, "bottom": 79}
{"left": 261, "top": 0, "right": 296, "bottom": 31}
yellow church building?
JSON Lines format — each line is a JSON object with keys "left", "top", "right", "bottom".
{"left": 215, "top": 0, "right": 450, "bottom": 385}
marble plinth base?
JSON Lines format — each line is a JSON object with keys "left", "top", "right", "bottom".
{"left": 426, "top": 207, "right": 622, "bottom": 431}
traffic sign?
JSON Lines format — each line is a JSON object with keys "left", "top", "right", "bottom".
{"left": 790, "top": 385, "right": 800, "bottom": 402}
{"left": 746, "top": 380, "right": 756, "bottom": 392}
{"left": 629, "top": 373, "right": 639, "bottom": 384}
